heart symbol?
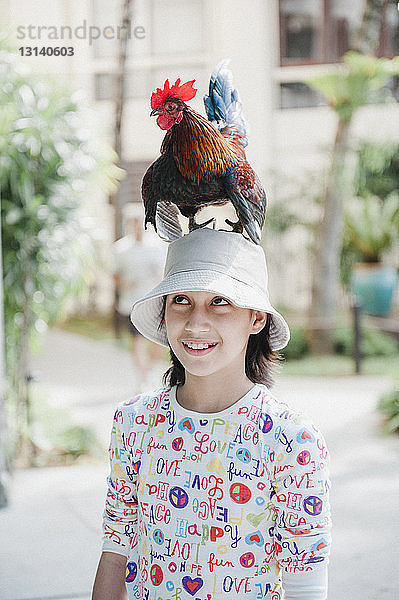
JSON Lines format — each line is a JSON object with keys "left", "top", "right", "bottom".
{"left": 317, "top": 540, "right": 327, "bottom": 550}
{"left": 245, "top": 531, "right": 264, "bottom": 546}
{"left": 297, "top": 428, "right": 315, "bottom": 444}
{"left": 178, "top": 417, "right": 195, "bottom": 433}
{"left": 182, "top": 576, "right": 203, "bottom": 596}
{"left": 132, "top": 460, "right": 141, "bottom": 474}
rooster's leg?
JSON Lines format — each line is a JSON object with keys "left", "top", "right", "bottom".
{"left": 188, "top": 214, "right": 216, "bottom": 232}
{"left": 225, "top": 218, "right": 243, "bottom": 234}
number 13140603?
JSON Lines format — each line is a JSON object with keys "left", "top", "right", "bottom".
{"left": 19, "top": 47, "right": 74, "bottom": 56}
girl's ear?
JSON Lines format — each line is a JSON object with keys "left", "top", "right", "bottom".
{"left": 251, "top": 310, "right": 268, "bottom": 334}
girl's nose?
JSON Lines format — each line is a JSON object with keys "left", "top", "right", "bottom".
{"left": 184, "top": 307, "right": 210, "bottom": 333}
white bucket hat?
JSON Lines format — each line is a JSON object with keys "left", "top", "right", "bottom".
{"left": 130, "top": 228, "right": 290, "bottom": 350}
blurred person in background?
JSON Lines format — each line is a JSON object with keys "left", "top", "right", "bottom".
{"left": 113, "top": 203, "right": 166, "bottom": 385}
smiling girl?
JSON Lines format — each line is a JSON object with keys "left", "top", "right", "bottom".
{"left": 92, "top": 228, "right": 331, "bottom": 600}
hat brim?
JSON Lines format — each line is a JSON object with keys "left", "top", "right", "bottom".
{"left": 130, "top": 269, "right": 290, "bottom": 351}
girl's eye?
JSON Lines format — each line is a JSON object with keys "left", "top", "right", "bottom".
{"left": 212, "top": 297, "right": 229, "bottom": 306}
{"left": 173, "top": 295, "right": 189, "bottom": 304}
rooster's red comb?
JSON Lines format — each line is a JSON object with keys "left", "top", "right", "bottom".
{"left": 151, "top": 78, "right": 197, "bottom": 109}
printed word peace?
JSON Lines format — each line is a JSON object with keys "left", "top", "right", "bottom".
{"left": 140, "top": 501, "right": 171, "bottom": 524}
{"left": 192, "top": 497, "right": 243, "bottom": 524}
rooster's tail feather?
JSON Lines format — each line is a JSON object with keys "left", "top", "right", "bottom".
{"left": 203, "top": 59, "right": 248, "bottom": 147}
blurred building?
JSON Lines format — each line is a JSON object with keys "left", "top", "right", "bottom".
{"left": 2, "top": 0, "right": 399, "bottom": 310}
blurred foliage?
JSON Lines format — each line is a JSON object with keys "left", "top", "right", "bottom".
{"left": 282, "top": 324, "right": 398, "bottom": 361}
{"left": 59, "top": 312, "right": 116, "bottom": 341}
{"left": 264, "top": 200, "right": 299, "bottom": 235}
{"left": 282, "top": 353, "right": 399, "bottom": 377}
{"left": 0, "top": 41, "right": 123, "bottom": 462}
{"left": 340, "top": 139, "right": 399, "bottom": 285}
{"left": 355, "top": 141, "right": 399, "bottom": 200}
{"left": 333, "top": 325, "right": 398, "bottom": 357}
{"left": 342, "top": 194, "right": 399, "bottom": 262}
{"left": 304, "top": 51, "right": 399, "bottom": 353}
{"left": 307, "top": 52, "right": 399, "bottom": 122}
{"left": 378, "top": 388, "right": 399, "bottom": 434}
{"left": 15, "top": 386, "right": 102, "bottom": 467}
{"left": 282, "top": 327, "right": 309, "bottom": 361}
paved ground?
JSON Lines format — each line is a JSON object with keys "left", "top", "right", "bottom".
{"left": 0, "top": 329, "right": 398, "bottom": 600}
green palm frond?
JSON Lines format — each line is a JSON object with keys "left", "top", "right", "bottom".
{"left": 343, "top": 194, "right": 399, "bottom": 262}
{"left": 307, "top": 52, "right": 399, "bottom": 122}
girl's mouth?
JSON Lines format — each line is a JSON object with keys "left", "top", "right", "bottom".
{"left": 181, "top": 341, "right": 218, "bottom": 356}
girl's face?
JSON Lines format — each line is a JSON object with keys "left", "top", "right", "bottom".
{"left": 165, "top": 291, "right": 267, "bottom": 380}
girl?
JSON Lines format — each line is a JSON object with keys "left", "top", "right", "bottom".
{"left": 92, "top": 228, "right": 331, "bottom": 600}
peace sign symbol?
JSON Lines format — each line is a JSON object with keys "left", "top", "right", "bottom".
{"left": 236, "top": 447, "right": 251, "bottom": 463}
{"left": 239, "top": 552, "right": 255, "bottom": 568}
{"left": 259, "top": 413, "right": 273, "bottom": 434}
{"left": 153, "top": 528, "right": 165, "bottom": 544}
{"left": 125, "top": 561, "right": 137, "bottom": 583}
{"left": 229, "top": 482, "right": 251, "bottom": 504}
{"left": 150, "top": 564, "right": 164, "bottom": 586}
{"left": 169, "top": 486, "right": 189, "bottom": 509}
{"left": 172, "top": 437, "right": 184, "bottom": 451}
{"left": 297, "top": 450, "right": 311, "bottom": 465}
{"left": 303, "top": 495, "right": 323, "bottom": 516}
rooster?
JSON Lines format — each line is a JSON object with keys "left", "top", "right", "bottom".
{"left": 142, "top": 60, "right": 266, "bottom": 244}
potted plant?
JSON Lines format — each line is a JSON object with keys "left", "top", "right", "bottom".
{"left": 342, "top": 194, "right": 399, "bottom": 315}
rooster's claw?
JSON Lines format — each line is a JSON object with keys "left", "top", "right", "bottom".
{"left": 225, "top": 218, "right": 243, "bottom": 233}
{"left": 189, "top": 216, "right": 216, "bottom": 231}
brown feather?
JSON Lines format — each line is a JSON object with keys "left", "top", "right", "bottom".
{"left": 165, "top": 107, "right": 242, "bottom": 182}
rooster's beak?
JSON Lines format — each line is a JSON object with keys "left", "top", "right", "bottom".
{"left": 150, "top": 108, "right": 163, "bottom": 117}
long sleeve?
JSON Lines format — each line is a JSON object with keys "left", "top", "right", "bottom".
{"left": 269, "top": 416, "right": 332, "bottom": 574}
{"left": 102, "top": 406, "right": 139, "bottom": 556}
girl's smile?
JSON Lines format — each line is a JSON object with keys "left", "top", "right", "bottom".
{"left": 181, "top": 339, "right": 218, "bottom": 355}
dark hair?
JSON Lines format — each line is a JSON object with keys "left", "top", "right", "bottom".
{"left": 158, "top": 296, "right": 283, "bottom": 388}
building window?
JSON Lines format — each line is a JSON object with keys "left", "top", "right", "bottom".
{"left": 280, "top": 82, "right": 327, "bottom": 109}
{"left": 280, "top": 0, "right": 324, "bottom": 64}
{"left": 279, "top": 0, "right": 399, "bottom": 66}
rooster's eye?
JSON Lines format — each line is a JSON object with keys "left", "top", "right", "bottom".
{"left": 165, "top": 102, "right": 177, "bottom": 112}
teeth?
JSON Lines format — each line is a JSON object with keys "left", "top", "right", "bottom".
{"left": 184, "top": 342, "right": 215, "bottom": 350}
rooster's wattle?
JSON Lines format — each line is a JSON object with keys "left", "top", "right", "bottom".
{"left": 142, "top": 60, "right": 267, "bottom": 244}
